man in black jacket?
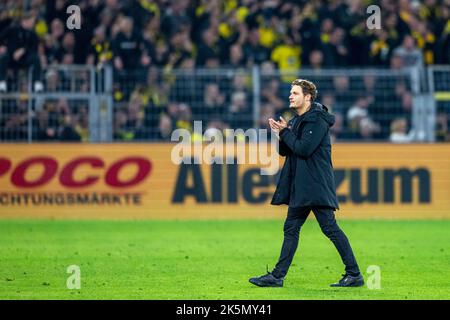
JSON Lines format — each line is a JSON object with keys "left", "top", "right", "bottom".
{"left": 0, "top": 13, "right": 43, "bottom": 92}
{"left": 249, "top": 79, "right": 364, "bottom": 288}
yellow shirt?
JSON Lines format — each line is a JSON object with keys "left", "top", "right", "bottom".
{"left": 259, "top": 27, "right": 276, "bottom": 48}
{"left": 271, "top": 44, "right": 301, "bottom": 83}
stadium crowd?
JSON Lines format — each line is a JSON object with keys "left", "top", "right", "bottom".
{"left": 0, "top": 0, "right": 449, "bottom": 142}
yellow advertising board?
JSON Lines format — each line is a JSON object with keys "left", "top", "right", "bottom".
{"left": 0, "top": 144, "right": 449, "bottom": 219}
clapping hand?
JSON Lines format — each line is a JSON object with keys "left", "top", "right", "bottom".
{"left": 268, "top": 116, "right": 288, "bottom": 139}
{"left": 13, "top": 48, "right": 25, "bottom": 61}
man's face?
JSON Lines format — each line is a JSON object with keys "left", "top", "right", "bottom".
{"left": 289, "top": 85, "right": 309, "bottom": 109}
{"left": 21, "top": 17, "right": 35, "bottom": 30}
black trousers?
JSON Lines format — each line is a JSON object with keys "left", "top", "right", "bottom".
{"left": 272, "top": 206, "right": 360, "bottom": 278}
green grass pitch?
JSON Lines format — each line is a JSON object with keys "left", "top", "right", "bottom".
{"left": 0, "top": 219, "right": 449, "bottom": 300}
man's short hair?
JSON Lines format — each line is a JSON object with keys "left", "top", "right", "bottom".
{"left": 291, "top": 79, "right": 318, "bottom": 101}
{"left": 21, "top": 11, "right": 36, "bottom": 21}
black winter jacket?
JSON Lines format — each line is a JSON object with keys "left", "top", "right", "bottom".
{"left": 0, "top": 24, "right": 39, "bottom": 60}
{"left": 271, "top": 102, "right": 339, "bottom": 209}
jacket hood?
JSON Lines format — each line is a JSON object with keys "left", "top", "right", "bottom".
{"left": 305, "top": 102, "right": 335, "bottom": 127}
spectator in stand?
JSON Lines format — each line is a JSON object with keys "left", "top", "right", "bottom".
{"left": 226, "top": 43, "right": 246, "bottom": 68}
{"left": 202, "top": 83, "right": 226, "bottom": 120}
{"left": 392, "top": 35, "right": 424, "bottom": 67}
{"left": 166, "top": 102, "right": 179, "bottom": 126}
{"left": 390, "top": 53, "right": 404, "bottom": 70}
{"left": 330, "top": 112, "right": 344, "bottom": 143}
{"left": 411, "top": 19, "right": 436, "bottom": 65}
{"left": 243, "top": 28, "right": 271, "bottom": 66}
{"left": 346, "top": 96, "right": 381, "bottom": 139}
{"left": 369, "top": 29, "right": 392, "bottom": 66}
{"left": 59, "top": 114, "right": 81, "bottom": 141}
{"left": 44, "top": 68, "right": 60, "bottom": 91}
{"left": 152, "top": 40, "right": 171, "bottom": 67}
{"left": 361, "top": 75, "right": 377, "bottom": 107}
{"left": 112, "top": 16, "right": 150, "bottom": 71}
{"left": 322, "top": 27, "right": 349, "bottom": 67}
{"left": 308, "top": 50, "right": 324, "bottom": 70}
{"left": 60, "top": 32, "right": 76, "bottom": 63}
{"left": 391, "top": 81, "right": 413, "bottom": 128}
{"left": 389, "top": 118, "right": 415, "bottom": 143}
{"left": 35, "top": 100, "right": 59, "bottom": 141}
{"left": 73, "top": 104, "right": 89, "bottom": 142}
{"left": 41, "top": 18, "right": 65, "bottom": 67}
{"left": 114, "top": 109, "right": 134, "bottom": 141}
{"left": 87, "top": 25, "right": 113, "bottom": 67}
{"left": 164, "top": 102, "right": 194, "bottom": 136}
{"left": 358, "top": 117, "right": 381, "bottom": 140}
{"left": 60, "top": 53, "right": 75, "bottom": 66}
{"left": 320, "top": 91, "right": 346, "bottom": 141}
{"left": 166, "top": 27, "right": 194, "bottom": 68}
{"left": 261, "top": 78, "right": 284, "bottom": 112}
{"left": 260, "top": 61, "right": 276, "bottom": 75}
{"left": 383, "top": 13, "right": 404, "bottom": 52}
{"left": 271, "top": 33, "right": 302, "bottom": 83}
{"left": 318, "top": 18, "right": 334, "bottom": 64}
{"left": 196, "top": 28, "right": 220, "bottom": 67}
{"left": 321, "top": 91, "right": 345, "bottom": 118}
{"left": 435, "top": 112, "right": 449, "bottom": 142}
{"left": 160, "top": 0, "right": 192, "bottom": 38}
{"left": 230, "top": 72, "right": 250, "bottom": 95}
{"left": 227, "top": 91, "right": 251, "bottom": 129}
{"left": 332, "top": 75, "right": 353, "bottom": 115}
{"left": 347, "top": 96, "right": 369, "bottom": 134}
{"left": 2, "top": 101, "right": 28, "bottom": 140}
{"left": 0, "top": 12, "right": 43, "bottom": 92}
{"left": 436, "top": 5, "right": 450, "bottom": 64}
{"left": 158, "top": 113, "right": 174, "bottom": 141}
{"left": 175, "top": 103, "right": 194, "bottom": 133}
{"left": 35, "top": 106, "right": 50, "bottom": 140}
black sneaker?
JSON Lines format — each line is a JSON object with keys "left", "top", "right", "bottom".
{"left": 330, "top": 273, "right": 364, "bottom": 287}
{"left": 249, "top": 272, "right": 283, "bottom": 287}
